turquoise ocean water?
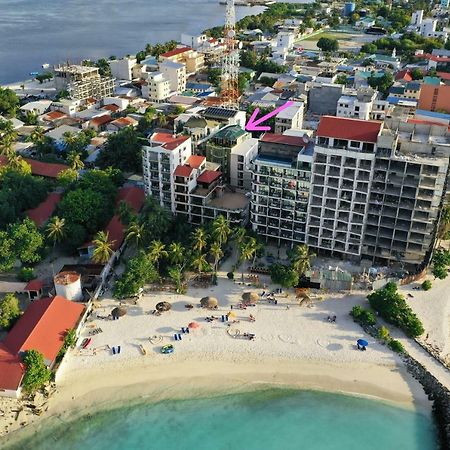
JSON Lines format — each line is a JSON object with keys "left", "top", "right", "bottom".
{"left": 3, "top": 389, "right": 438, "bottom": 450}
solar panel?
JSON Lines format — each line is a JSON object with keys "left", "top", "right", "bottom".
{"left": 203, "top": 107, "right": 238, "bottom": 119}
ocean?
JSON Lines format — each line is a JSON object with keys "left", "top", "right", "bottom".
{"left": 0, "top": 0, "right": 273, "bottom": 84}
{"left": 3, "top": 389, "right": 438, "bottom": 450}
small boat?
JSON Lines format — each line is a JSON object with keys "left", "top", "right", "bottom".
{"left": 139, "top": 344, "right": 147, "bottom": 355}
{"left": 82, "top": 338, "right": 92, "bottom": 349}
{"left": 161, "top": 344, "right": 174, "bottom": 354}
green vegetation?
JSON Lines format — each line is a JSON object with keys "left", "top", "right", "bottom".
{"left": 350, "top": 305, "right": 377, "bottom": 326}
{"left": 368, "top": 72, "right": 394, "bottom": 97}
{"left": 368, "top": 282, "right": 424, "bottom": 338}
{"left": 421, "top": 280, "right": 432, "bottom": 291}
{"left": 0, "top": 87, "right": 19, "bottom": 117}
{"left": 0, "top": 293, "right": 21, "bottom": 330}
{"left": 239, "top": 50, "right": 288, "bottom": 76}
{"left": 317, "top": 37, "right": 339, "bottom": 52}
{"left": 22, "top": 350, "right": 52, "bottom": 393}
{"left": 35, "top": 72, "right": 53, "bottom": 84}
{"left": 17, "top": 267, "right": 35, "bottom": 282}
{"left": 388, "top": 339, "right": 405, "bottom": 353}
{"left": 92, "top": 231, "right": 115, "bottom": 264}
{"left": 378, "top": 325, "right": 390, "bottom": 342}
{"left": 432, "top": 249, "right": 450, "bottom": 280}
{"left": 56, "top": 329, "right": 77, "bottom": 361}
{"left": 269, "top": 263, "right": 299, "bottom": 288}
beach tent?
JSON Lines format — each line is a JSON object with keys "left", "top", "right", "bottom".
{"left": 156, "top": 301, "right": 172, "bottom": 312}
{"left": 200, "top": 297, "right": 218, "bottom": 309}
{"left": 242, "top": 292, "right": 259, "bottom": 305}
{"left": 111, "top": 306, "right": 127, "bottom": 318}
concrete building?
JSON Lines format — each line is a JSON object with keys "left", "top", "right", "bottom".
{"left": 410, "top": 10, "right": 424, "bottom": 27}
{"left": 181, "top": 33, "right": 208, "bottom": 49}
{"left": 53, "top": 64, "right": 114, "bottom": 100}
{"left": 142, "top": 72, "right": 171, "bottom": 103}
{"left": 418, "top": 81, "right": 450, "bottom": 113}
{"left": 274, "top": 101, "right": 304, "bottom": 133}
{"left": 276, "top": 32, "right": 296, "bottom": 50}
{"left": 230, "top": 138, "right": 259, "bottom": 191}
{"left": 109, "top": 57, "right": 137, "bottom": 81}
{"left": 308, "top": 83, "right": 344, "bottom": 115}
{"left": 336, "top": 88, "right": 377, "bottom": 120}
{"left": 159, "top": 47, "right": 205, "bottom": 74}
{"left": 159, "top": 60, "right": 187, "bottom": 94}
{"left": 142, "top": 132, "right": 192, "bottom": 212}
{"left": 202, "top": 107, "right": 247, "bottom": 128}
{"left": 250, "top": 133, "right": 314, "bottom": 244}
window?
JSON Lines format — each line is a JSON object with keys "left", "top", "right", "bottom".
{"left": 238, "top": 155, "right": 244, "bottom": 162}
{"left": 349, "top": 141, "right": 360, "bottom": 148}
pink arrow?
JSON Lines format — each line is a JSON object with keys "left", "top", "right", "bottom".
{"left": 245, "top": 101, "right": 294, "bottom": 132}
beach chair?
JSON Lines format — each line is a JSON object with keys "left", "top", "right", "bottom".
{"left": 112, "top": 347, "right": 116, "bottom": 355}
{"left": 117, "top": 346, "right": 121, "bottom": 354}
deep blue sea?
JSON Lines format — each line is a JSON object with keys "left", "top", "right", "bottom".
{"left": 0, "top": 0, "right": 272, "bottom": 83}
{"left": 3, "top": 389, "right": 438, "bottom": 450}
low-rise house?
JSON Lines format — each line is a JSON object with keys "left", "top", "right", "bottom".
{"left": 86, "top": 114, "right": 113, "bottom": 132}
{"left": 274, "top": 101, "right": 304, "bottom": 133}
{"left": 106, "top": 116, "right": 138, "bottom": 132}
{"left": 20, "top": 100, "right": 52, "bottom": 116}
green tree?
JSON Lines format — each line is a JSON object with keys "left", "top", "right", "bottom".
{"left": 388, "top": 339, "right": 405, "bottom": 353}
{"left": 168, "top": 266, "right": 185, "bottom": 294}
{"left": 335, "top": 74, "right": 348, "bottom": 85}
{"left": 125, "top": 221, "right": 145, "bottom": 248}
{"left": 360, "top": 43, "right": 378, "bottom": 54}
{"left": 0, "top": 293, "right": 21, "bottom": 330}
{"left": 28, "top": 126, "right": 46, "bottom": 147}
{"left": 378, "top": 325, "right": 390, "bottom": 341}
{"left": 168, "top": 242, "right": 185, "bottom": 266}
{"left": 148, "top": 240, "right": 168, "bottom": 272}
{"left": 192, "top": 227, "right": 207, "bottom": 254}
{"left": 57, "top": 168, "right": 78, "bottom": 188}
{"left": 240, "top": 50, "right": 258, "bottom": 69}
{"left": 9, "top": 218, "right": 44, "bottom": 265}
{"left": 210, "top": 241, "right": 224, "bottom": 273}
{"left": 432, "top": 264, "right": 447, "bottom": 280}
{"left": 289, "top": 244, "right": 315, "bottom": 278}
{"left": 269, "top": 263, "right": 299, "bottom": 288}
{"left": 117, "top": 201, "right": 135, "bottom": 226}
{"left": 421, "top": 280, "right": 432, "bottom": 291}
{"left": 238, "top": 236, "right": 257, "bottom": 278}
{"left": 0, "top": 119, "right": 17, "bottom": 157}
{"left": 212, "top": 215, "right": 231, "bottom": 247}
{"left": 191, "top": 252, "right": 208, "bottom": 274}
{"left": 67, "top": 151, "right": 84, "bottom": 171}
{"left": 92, "top": 231, "right": 115, "bottom": 263}
{"left": 410, "top": 68, "right": 424, "bottom": 80}
{"left": 0, "top": 87, "right": 19, "bottom": 117}
{"left": 46, "top": 216, "right": 66, "bottom": 247}
{"left": 21, "top": 350, "right": 52, "bottom": 393}
{"left": 317, "top": 37, "right": 339, "bottom": 52}
{"left": 368, "top": 72, "right": 394, "bottom": 97}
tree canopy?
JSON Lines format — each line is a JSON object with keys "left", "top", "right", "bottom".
{"left": 317, "top": 37, "right": 339, "bottom": 52}
{"left": 22, "top": 350, "right": 52, "bottom": 393}
{"left": 0, "top": 87, "right": 19, "bottom": 117}
{"left": 0, "top": 293, "right": 20, "bottom": 330}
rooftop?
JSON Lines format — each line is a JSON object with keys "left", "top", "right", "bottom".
{"left": 25, "top": 192, "right": 62, "bottom": 227}
{"left": 150, "top": 132, "right": 190, "bottom": 150}
{"left": 197, "top": 170, "right": 222, "bottom": 184}
{"left": 203, "top": 107, "right": 239, "bottom": 120}
{"left": 213, "top": 125, "right": 247, "bottom": 141}
{"left": 174, "top": 165, "right": 194, "bottom": 178}
{"left": 161, "top": 47, "right": 192, "bottom": 58}
{"left": 317, "top": 116, "right": 382, "bottom": 143}
{"left": 0, "top": 157, "right": 69, "bottom": 178}
{"left": 209, "top": 191, "right": 249, "bottom": 210}
{"left": 260, "top": 133, "right": 309, "bottom": 147}
{"left": 186, "top": 155, "right": 206, "bottom": 169}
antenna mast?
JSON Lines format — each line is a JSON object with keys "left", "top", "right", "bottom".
{"left": 221, "top": 0, "right": 240, "bottom": 108}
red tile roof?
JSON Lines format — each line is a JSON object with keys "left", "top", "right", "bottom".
{"left": 161, "top": 47, "right": 191, "bottom": 58}
{"left": 90, "top": 114, "right": 112, "bottom": 126}
{"left": 44, "top": 111, "right": 67, "bottom": 121}
{"left": 0, "top": 344, "right": 24, "bottom": 392}
{"left": 197, "top": 170, "right": 222, "bottom": 184}
{"left": 25, "top": 192, "right": 61, "bottom": 227}
{"left": 3, "top": 296, "right": 84, "bottom": 364}
{"left": 102, "top": 104, "right": 120, "bottom": 112}
{"left": 316, "top": 116, "right": 382, "bottom": 143}
{"left": 260, "top": 133, "right": 309, "bottom": 147}
{"left": 110, "top": 117, "right": 138, "bottom": 128}
{"left": 174, "top": 165, "right": 194, "bottom": 178}
{"left": 187, "top": 155, "right": 206, "bottom": 169}
{"left": 395, "top": 70, "right": 413, "bottom": 82}
{"left": 0, "top": 156, "right": 68, "bottom": 178}
{"left": 151, "top": 132, "right": 190, "bottom": 150}
{"left": 24, "top": 279, "right": 44, "bottom": 292}
{"left": 438, "top": 72, "right": 450, "bottom": 81}
{"left": 408, "top": 118, "right": 450, "bottom": 131}
{"left": 116, "top": 186, "right": 145, "bottom": 213}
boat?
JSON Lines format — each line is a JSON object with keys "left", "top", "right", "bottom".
{"left": 81, "top": 338, "right": 92, "bottom": 349}
{"left": 139, "top": 344, "right": 147, "bottom": 355}
{"left": 161, "top": 344, "right": 174, "bottom": 354}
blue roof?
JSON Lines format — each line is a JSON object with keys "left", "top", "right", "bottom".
{"left": 416, "top": 109, "right": 450, "bottom": 120}
{"left": 386, "top": 96, "right": 417, "bottom": 105}
{"left": 423, "top": 76, "right": 441, "bottom": 85}
{"left": 185, "top": 82, "right": 212, "bottom": 91}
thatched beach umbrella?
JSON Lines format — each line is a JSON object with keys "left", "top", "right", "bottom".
{"left": 200, "top": 296, "right": 218, "bottom": 309}
{"left": 156, "top": 301, "right": 172, "bottom": 312}
{"left": 242, "top": 292, "right": 259, "bottom": 305}
{"left": 188, "top": 321, "right": 200, "bottom": 329}
{"left": 111, "top": 306, "right": 127, "bottom": 318}
{"left": 227, "top": 311, "right": 237, "bottom": 320}
{"left": 298, "top": 295, "right": 312, "bottom": 307}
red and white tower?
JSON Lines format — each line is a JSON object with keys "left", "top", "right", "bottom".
{"left": 221, "top": 0, "right": 240, "bottom": 107}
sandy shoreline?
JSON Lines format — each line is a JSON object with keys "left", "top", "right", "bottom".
{"left": 1, "top": 354, "right": 432, "bottom": 447}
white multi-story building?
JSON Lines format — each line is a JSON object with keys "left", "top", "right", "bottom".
{"left": 159, "top": 60, "right": 187, "bottom": 94}
{"left": 274, "top": 101, "right": 304, "bottom": 133}
{"left": 230, "top": 138, "right": 259, "bottom": 191}
{"left": 142, "top": 72, "right": 171, "bottom": 103}
{"left": 109, "top": 57, "right": 137, "bottom": 81}
{"left": 410, "top": 10, "right": 424, "bottom": 27}
{"left": 181, "top": 33, "right": 208, "bottom": 49}
{"left": 276, "top": 32, "right": 296, "bottom": 50}
{"left": 142, "top": 132, "right": 192, "bottom": 211}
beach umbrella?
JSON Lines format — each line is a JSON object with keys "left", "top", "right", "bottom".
{"left": 188, "top": 321, "right": 200, "bottom": 329}
{"left": 111, "top": 306, "right": 127, "bottom": 318}
{"left": 298, "top": 296, "right": 312, "bottom": 307}
{"left": 200, "top": 297, "right": 218, "bottom": 309}
{"left": 156, "top": 301, "right": 172, "bottom": 312}
{"left": 227, "top": 311, "right": 237, "bottom": 319}
{"left": 242, "top": 292, "right": 259, "bottom": 305}
{"left": 357, "top": 339, "right": 369, "bottom": 347}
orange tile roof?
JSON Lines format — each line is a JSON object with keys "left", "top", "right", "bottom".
{"left": 25, "top": 192, "right": 61, "bottom": 227}
{"left": 174, "top": 165, "right": 194, "bottom": 177}
{"left": 102, "top": 104, "right": 120, "bottom": 112}
{"left": 261, "top": 133, "right": 308, "bottom": 147}
{"left": 44, "top": 111, "right": 67, "bottom": 121}
{"left": 0, "top": 344, "right": 24, "bottom": 392}
{"left": 151, "top": 132, "right": 190, "bottom": 150}
{"left": 3, "top": 296, "right": 85, "bottom": 364}
{"left": 197, "top": 170, "right": 222, "bottom": 184}
{"left": 90, "top": 114, "right": 112, "bottom": 126}
{"left": 24, "top": 279, "right": 44, "bottom": 291}
{"left": 0, "top": 156, "right": 68, "bottom": 178}
{"left": 317, "top": 116, "right": 382, "bottom": 144}
{"left": 186, "top": 155, "right": 206, "bottom": 169}
{"left": 110, "top": 117, "right": 138, "bottom": 128}
{"left": 161, "top": 47, "right": 191, "bottom": 58}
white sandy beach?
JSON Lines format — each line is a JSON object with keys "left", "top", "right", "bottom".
{"left": 0, "top": 272, "right": 437, "bottom": 444}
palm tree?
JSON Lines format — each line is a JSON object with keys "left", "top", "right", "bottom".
{"left": 168, "top": 266, "right": 184, "bottom": 294}
{"left": 438, "top": 206, "right": 450, "bottom": 245}
{"left": 212, "top": 215, "right": 231, "bottom": 247}
{"left": 46, "top": 216, "right": 66, "bottom": 246}
{"left": 233, "top": 226, "right": 247, "bottom": 262}
{"left": 0, "top": 119, "right": 17, "bottom": 157}
{"left": 125, "top": 222, "right": 145, "bottom": 248}
{"left": 289, "top": 244, "right": 315, "bottom": 278}
{"left": 28, "top": 126, "right": 45, "bottom": 146}
{"left": 6, "top": 154, "right": 25, "bottom": 172}
{"left": 169, "top": 242, "right": 185, "bottom": 266}
{"left": 67, "top": 151, "right": 84, "bottom": 171}
{"left": 148, "top": 240, "right": 168, "bottom": 272}
{"left": 239, "top": 237, "right": 258, "bottom": 279}
{"left": 210, "top": 241, "right": 223, "bottom": 273}
{"left": 192, "top": 227, "right": 207, "bottom": 254}
{"left": 92, "top": 231, "right": 116, "bottom": 263}
{"left": 191, "top": 253, "right": 207, "bottom": 274}
{"left": 157, "top": 112, "right": 168, "bottom": 128}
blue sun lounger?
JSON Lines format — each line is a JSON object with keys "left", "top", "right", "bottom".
{"left": 117, "top": 345, "right": 121, "bottom": 354}
{"left": 112, "top": 347, "right": 116, "bottom": 355}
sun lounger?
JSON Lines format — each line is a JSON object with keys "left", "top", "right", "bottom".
{"left": 117, "top": 346, "right": 121, "bottom": 354}
{"left": 112, "top": 347, "right": 116, "bottom": 355}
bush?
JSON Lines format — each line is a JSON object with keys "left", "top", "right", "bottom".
{"left": 432, "top": 264, "right": 448, "bottom": 280}
{"left": 22, "top": 350, "right": 52, "bottom": 393}
{"left": 368, "top": 282, "right": 424, "bottom": 338}
{"left": 421, "top": 280, "right": 432, "bottom": 291}
{"left": 388, "top": 339, "right": 405, "bottom": 354}
{"left": 56, "top": 329, "right": 77, "bottom": 362}
{"left": 350, "top": 305, "right": 376, "bottom": 326}
{"left": 269, "top": 263, "right": 299, "bottom": 288}
{"left": 0, "top": 293, "right": 21, "bottom": 330}
{"left": 227, "top": 272, "right": 234, "bottom": 280}
{"left": 17, "top": 267, "right": 35, "bottom": 282}
{"left": 378, "top": 325, "right": 390, "bottom": 341}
